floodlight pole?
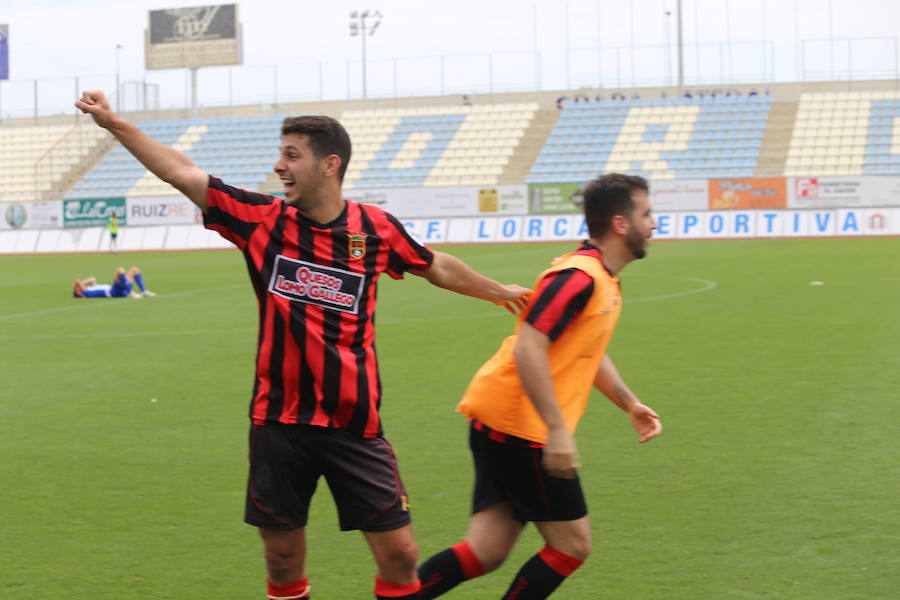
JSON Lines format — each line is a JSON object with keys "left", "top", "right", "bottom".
{"left": 115, "top": 44, "right": 123, "bottom": 112}
{"left": 676, "top": 0, "right": 684, "bottom": 97}
{"left": 350, "top": 10, "right": 382, "bottom": 99}
{"left": 190, "top": 67, "right": 199, "bottom": 117}
{"left": 362, "top": 19, "right": 369, "bottom": 99}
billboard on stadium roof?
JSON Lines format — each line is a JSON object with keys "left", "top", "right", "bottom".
{"left": 145, "top": 4, "right": 242, "bottom": 70}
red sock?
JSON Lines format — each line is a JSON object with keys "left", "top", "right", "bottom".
{"left": 373, "top": 575, "right": 421, "bottom": 599}
{"left": 418, "top": 540, "right": 487, "bottom": 598}
{"left": 267, "top": 576, "right": 311, "bottom": 599}
{"left": 501, "top": 545, "right": 584, "bottom": 599}
{"left": 451, "top": 541, "right": 486, "bottom": 580}
{"left": 537, "top": 545, "right": 583, "bottom": 577}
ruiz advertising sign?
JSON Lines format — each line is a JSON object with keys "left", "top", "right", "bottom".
{"left": 126, "top": 195, "right": 202, "bottom": 225}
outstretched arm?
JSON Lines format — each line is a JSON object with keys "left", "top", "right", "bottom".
{"left": 75, "top": 90, "right": 209, "bottom": 211}
{"left": 593, "top": 354, "right": 661, "bottom": 443}
{"left": 410, "top": 251, "right": 531, "bottom": 314}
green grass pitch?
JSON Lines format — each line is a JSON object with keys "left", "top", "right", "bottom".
{"left": 1, "top": 238, "right": 898, "bottom": 599}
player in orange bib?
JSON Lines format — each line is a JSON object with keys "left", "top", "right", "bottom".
{"left": 417, "top": 173, "right": 663, "bottom": 600}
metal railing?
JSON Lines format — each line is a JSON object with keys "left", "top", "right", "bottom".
{"left": 1, "top": 37, "right": 898, "bottom": 125}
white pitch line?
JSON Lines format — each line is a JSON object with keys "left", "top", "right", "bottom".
{"left": 624, "top": 275, "right": 719, "bottom": 304}
{"left": 0, "top": 327, "right": 258, "bottom": 340}
{"left": 0, "top": 283, "right": 247, "bottom": 322}
{"left": 0, "top": 276, "right": 717, "bottom": 341}
{"left": 377, "top": 275, "right": 719, "bottom": 323}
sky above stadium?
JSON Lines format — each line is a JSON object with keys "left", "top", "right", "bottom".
{"left": 2, "top": 0, "right": 899, "bottom": 117}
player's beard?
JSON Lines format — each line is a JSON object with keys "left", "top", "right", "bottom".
{"left": 290, "top": 170, "right": 327, "bottom": 209}
{"left": 626, "top": 226, "right": 648, "bottom": 259}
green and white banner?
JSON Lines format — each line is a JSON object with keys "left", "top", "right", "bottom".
{"left": 527, "top": 182, "right": 585, "bottom": 214}
{"left": 63, "top": 198, "right": 126, "bottom": 228}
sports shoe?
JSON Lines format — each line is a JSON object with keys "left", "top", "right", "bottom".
{"left": 143, "top": 290, "right": 157, "bottom": 297}
{"left": 128, "top": 291, "right": 143, "bottom": 299}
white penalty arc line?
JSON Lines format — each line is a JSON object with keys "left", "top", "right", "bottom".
{"left": 623, "top": 275, "right": 719, "bottom": 304}
{"left": 0, "top": 276, "right": 717, "bottom": 340}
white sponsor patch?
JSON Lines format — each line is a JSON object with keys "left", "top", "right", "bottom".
{"left": 268, "top": 255, "right": 365, "bottom": 314}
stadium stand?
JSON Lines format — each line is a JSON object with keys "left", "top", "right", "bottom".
{"left": 67, "top": 116, "right": 284, "bottom": 199}
{"left": 0, "top": 124, "right": 109, "bottom": 202}
{"left": 527, "top": 95, "right": 773, "bottom": 184}
{"left": 785, "top": 90, "right": 900, "bottom": 177}
{"left": 7, "top": 86, "right": 897, "bottom": 203}
{"left": 340, "top": 102, "right": 538, "bottom": 189}
{"left": 65, "top": 104, "right": 539, "bottom": 197}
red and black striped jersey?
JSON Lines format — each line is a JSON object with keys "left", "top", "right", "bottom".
{"left": 203, "top": 176, "right": 434, "bottom": 437}
{"left": 525, "top": 242, "right": 615, "bottom": 340}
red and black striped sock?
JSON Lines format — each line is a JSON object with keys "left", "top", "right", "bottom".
{"left": 266, "top": 576, "right": 311, "bottom": 599}
{"left": 500, "top": 545, "right": 583, "bottom": 600}
{"left": 373, "top": 575, "right": 421, "bottom": 599}
{"left": 417, "top": 541, "right": 486, "bottom": 599}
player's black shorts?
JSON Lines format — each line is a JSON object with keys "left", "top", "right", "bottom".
{"left": 469, "top": 421, "right": 587, "bottom": 522}
{"left": 245, "top": 423, "right": 412, "bottom": 532}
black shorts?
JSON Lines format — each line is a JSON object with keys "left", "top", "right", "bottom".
{"left": 245, "top": 423, "right": 412, "bottom": 532}
{"left": 469, "top": 421, "right": 587, "bottom": 523}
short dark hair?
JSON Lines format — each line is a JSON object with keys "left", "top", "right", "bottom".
{"left": 281, "top": 115, "right": 352, "bottom": 182}
{"left": 582, "top": 173, "right": 649, "bottom": 238}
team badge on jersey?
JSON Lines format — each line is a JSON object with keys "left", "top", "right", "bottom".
{"left": 348, "top": 233, "right": 367, "bottom": 259}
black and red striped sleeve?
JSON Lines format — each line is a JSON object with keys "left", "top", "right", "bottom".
{"left": 203, "top": 176, "right": 277, "bottom": 250}
{"left": 380, "top": 210, "right": 434, "bottom": 279}
{"left": 525, "top": 269, "right": 595, "bottom": 341}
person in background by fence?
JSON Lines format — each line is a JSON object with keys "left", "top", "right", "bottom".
{"left": 108, "top": 212, "right": 119, "bottom": 253}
